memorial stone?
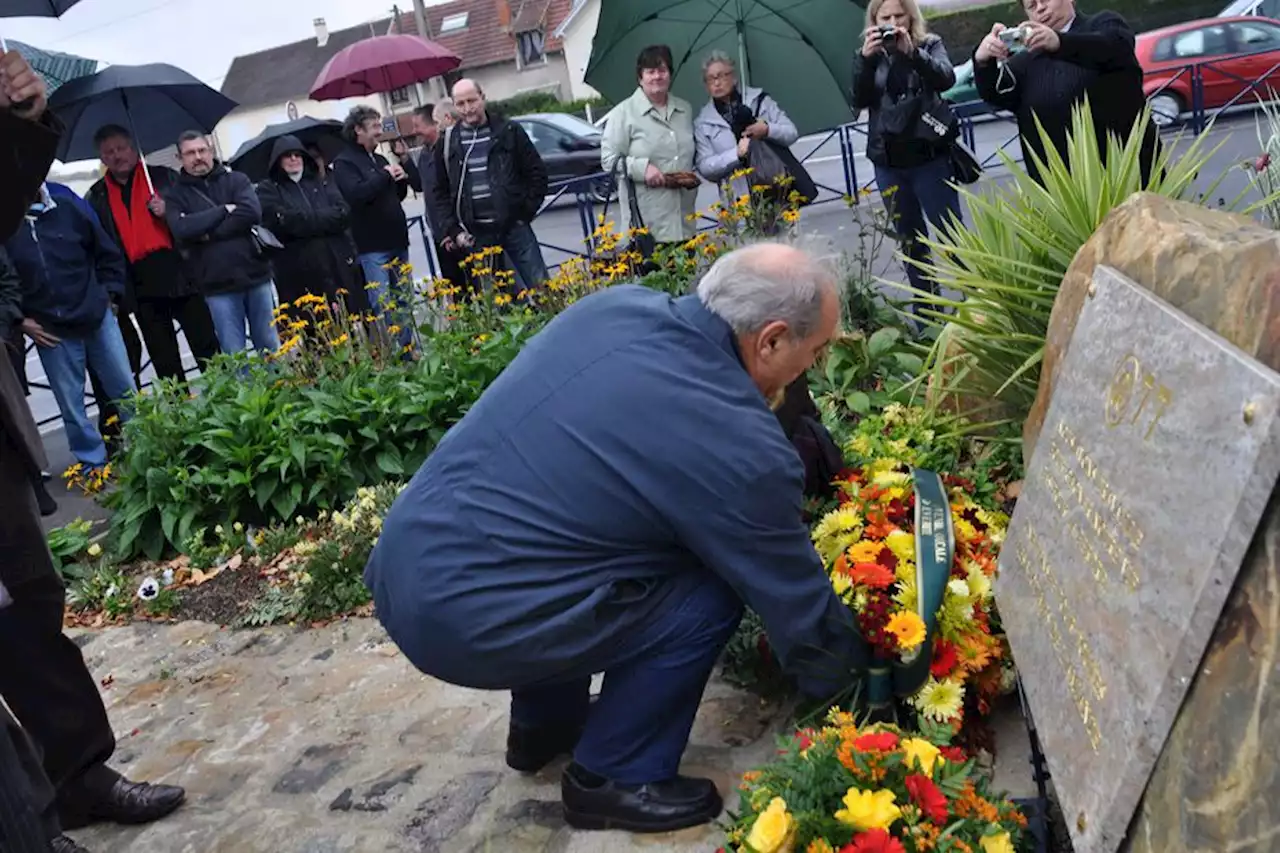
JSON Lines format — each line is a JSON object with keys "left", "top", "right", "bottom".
{"left": 998, "top": 265, "right": 1280, "bottom": 853}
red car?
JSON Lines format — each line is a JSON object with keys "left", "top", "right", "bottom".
{"left": 1138, "top": 15, "right": 1280, "bottom": 127}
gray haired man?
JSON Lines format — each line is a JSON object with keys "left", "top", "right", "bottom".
{"left": 365, "top": 241, "right": 867, "bottom": 834}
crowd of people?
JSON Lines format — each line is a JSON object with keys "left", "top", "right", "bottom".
{"left": 0, "top": 0, "right": 1161, "bottom": 848}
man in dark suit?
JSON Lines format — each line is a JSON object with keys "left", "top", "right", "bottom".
{"left": 0, "top": 49, "right": 185, "bottom": 853}
{"left": 972, "top": 0, "right": 1159, "bottom": 184}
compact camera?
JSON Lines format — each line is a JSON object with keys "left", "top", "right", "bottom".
{"left": 998, "top": 26, "right": 1031, "bottom": 52}
{"left": 878, "top": 24, "right": 899, "bottom": 45}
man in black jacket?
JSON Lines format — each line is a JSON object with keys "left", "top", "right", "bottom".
{"left": 331, "top": 106, "right": 414, "bottom": 350}
{"left": 165, "top": 131, "right": 279, "bottom": 355}
{"left": 431, "top": 79, "right": 550, "bottom": 294}
{"left": 85, "top": 126, "right": 219, "bottom": 383}
{"left": 399, "top": 105, "right": 466, "bottom": 291}
{"left": 973, "top": 0, "right": 1158, "bottom": 185}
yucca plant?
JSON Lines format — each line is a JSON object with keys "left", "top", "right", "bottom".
{"left": 909, "top": 101, "right": 1280, "bottom": 423}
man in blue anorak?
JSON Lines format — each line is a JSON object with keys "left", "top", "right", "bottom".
{"left": 365, "top": 241, "right": 867, "bottom": 833}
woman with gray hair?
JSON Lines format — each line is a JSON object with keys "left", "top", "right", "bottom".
{"left": 693, "top": 51, "right": 801, "bottom": 223}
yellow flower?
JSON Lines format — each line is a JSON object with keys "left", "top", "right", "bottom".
{"left": 834, "top": 788, "right": 901, "bottom": 831}
{"left": 87, "top": 543, "right": 103, "bottom": 558}
{"left": 846, "top": 540, "right": 885, "bottom": 564}
{"left": 885, "top": 529, "right": 915, "bottom": 563}
{"left": 980, "top": 832, "right": 1016, "bottom": 853}
{"left": 913, "top": 677, "right": 964, "bottom": 723}
{"left": 900, "top": 738, "right": 941, "bottom": 775}
{"left": 885, "top": 611, "right": 926, "bottom": 650}
{"left": 805, "top": 841, "right": 835, "bottom": 853}
{"left": 744, "top": 797, "right": 794, "bottom": 853}
{"left": 966, "top": 565, "right": 992, "bottom": 600}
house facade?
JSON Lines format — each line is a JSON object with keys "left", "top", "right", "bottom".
{"left": 554, "top": 0, "right": 602, "bottom": 101}
{"left": 389, "top": 0, "right": 576, "bottom": 105}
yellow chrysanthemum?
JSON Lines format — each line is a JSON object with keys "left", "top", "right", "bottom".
{"left": 966, "top": 565, "right": 992, "bottom": 600}
{"left": 900, "top": 738, "right": 942, "bottom": 775}
{"left": 882, "top": 486, "right": 908, "bottom": 503}
{"left": 834, "top": 788, "right": 901, "bottom": 831}
{"left": 866, "top": 458, "right": 899, "bottom": 477}
{"left": 892, "top": 577, "right": 918, "bottom": 612}
{"left": 885, "top": 529, "right": 915, "bottom": 563}
{"left": 895, "top": 557, "right": 917, "bottom": 585}
{"left": 885, "top": 611, "right": 927, "bottom": 650}
{"left": 871, "top": 469, "right": 911, "bottom": 488}
{"left": 849, "top": 435, "right": 873, "bottom": 456}
{"left": 831, "top": 572, "right": 852, "bottom": 599}
{"left": 912, "top": 677, "right": 965, "bottom": 723}
{"left": 744, "top": 797, "right": 795, "bottom": 853}
{"left": 813, "top": 507, "right": 862, "bottom": 542}
{"left": 953, "top": 517, "right": 979, "bottom": 544}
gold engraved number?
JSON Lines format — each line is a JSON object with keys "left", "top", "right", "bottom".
{"left": 1105, "top": 354, "right": 1139, "bottom": 428}
{"left": 1105, "top": 354, "right": 1172, "bottom": 441}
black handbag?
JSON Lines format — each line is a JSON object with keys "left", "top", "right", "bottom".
{"left": 598, "top": 158, "right": 658, "bottom": 259}
{"left": 948, "top": 139, "right": 983, "bottom": 185}
{"left": 749, "top": 92, "right": 819, "bottom": 205}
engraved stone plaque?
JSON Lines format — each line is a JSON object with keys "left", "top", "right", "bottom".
{"left": 997, "top": 266, "right": 1280, "bottom": 853}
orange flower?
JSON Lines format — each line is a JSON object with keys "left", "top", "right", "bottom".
{"left": 850, "top": 562, "right": 896, "bottom": 589}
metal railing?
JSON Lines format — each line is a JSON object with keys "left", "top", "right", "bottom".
{"left": 30, "top": 49, "right": 1280, "bottom": 435}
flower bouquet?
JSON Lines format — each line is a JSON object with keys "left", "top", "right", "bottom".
{"left": 723, "top": 714, "right": 1029, "bottom": 853}
{"left": 810, "top": 457, "right": 1012, "bottom": 731}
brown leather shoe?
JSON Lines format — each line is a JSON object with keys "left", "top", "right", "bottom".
{"left": 61, "top": 776, "right": 185, "bottom": 829}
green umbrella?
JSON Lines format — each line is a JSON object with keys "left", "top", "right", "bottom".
{"left": 9, "top": 39, "right": 98, "bottom": 95}
{"left": 585, "top": 0, "right": 865, "bottom": 135}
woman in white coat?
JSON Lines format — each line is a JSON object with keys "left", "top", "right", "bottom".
{"left": 693, "top": 50, "right": 801, "bottom": 225}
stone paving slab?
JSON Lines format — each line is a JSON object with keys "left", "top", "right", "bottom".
{"left": 65, "top": 620, "right": 789, "bottom": 853}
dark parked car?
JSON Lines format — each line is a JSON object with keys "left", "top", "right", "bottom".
{"left": 514, "top": 112, "right": 615, "bottom": 202}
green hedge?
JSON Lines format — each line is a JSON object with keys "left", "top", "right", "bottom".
{"left": 489, "top": 91, "right": 612, "bottom": 120}
{"left": 927, "top": 0, "right": 1227, "bottom": 62}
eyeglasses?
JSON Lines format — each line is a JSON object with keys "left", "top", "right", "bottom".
{"left": 705, "top": 71, "right": 734, "bottom": 83}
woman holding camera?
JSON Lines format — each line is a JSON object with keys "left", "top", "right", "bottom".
{"left": 851, "top": 0, "right": 959, "bottom": 318}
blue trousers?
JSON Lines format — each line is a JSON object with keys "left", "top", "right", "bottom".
{"left": 205, "top": 281, "right": 280, "bottom": 355}
{"left": 37, "top": 309, "right": 136, "bottom": 467}
{"left": 474, "top": 222, "right": 549, "bottom": 294}
{"left": 874, "top": 155, "right": 961, "bottom": 313}
{"left": 358, "top": 250, "right": 415, "bottom": 350}
{"left": 510, "top": 571, "right": 743, "bottom": 785}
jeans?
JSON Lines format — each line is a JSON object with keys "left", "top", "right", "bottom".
{"left": 37, "top": 310, "right": 136, "bottom": 468}
{"left": 358, "top": 250, "right": 414, "bottom": 350}
{"left": 474, "top": 222, "right": 549, "bottom": 295}
{"left": 874, "top": 155, "right": 961, "bottom": 315}
{"left": 510, "top": 571, "right": 743, "bottom": 784}
{"left": 204, "top": 281, "right": 280, "bottom": 356}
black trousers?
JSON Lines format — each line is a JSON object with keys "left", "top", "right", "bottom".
{"left": 90, "top": 295, "right": 220, "bottom": 440}
{"left": 0, "top": 702, "right": 57, "bottom": 851}
{"left": 0, "top": 450, "right": 117, "bottom": 820}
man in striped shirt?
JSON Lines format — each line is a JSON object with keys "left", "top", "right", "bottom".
{"left": 430, "top": 79, "right": 550, "bottom": 293}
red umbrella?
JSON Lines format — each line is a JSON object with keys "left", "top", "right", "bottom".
{"left": 310, "top": 34, "right": 461, "bottom": 101}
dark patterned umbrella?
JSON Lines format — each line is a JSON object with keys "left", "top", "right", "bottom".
{"left": 229, "top": 116, "right": 344, "bottom": 181}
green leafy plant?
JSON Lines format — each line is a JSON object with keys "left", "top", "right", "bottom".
{"left": 47, "top": 518, "right": 95, "bottom": 577}
{"left": 64, "top": 563, "right": 131, "bottom": 617}
{"left": 915, "top": 102, "right": 1280, "bottom": 423}
{"left": 236, "top": 585, "right": 303, "bottom": 628}
{"left": 810, "top": 328, "right": 924, "bottom": 420}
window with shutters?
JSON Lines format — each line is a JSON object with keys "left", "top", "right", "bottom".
{"left": 517, "top": 28, "right": 547, "bottom": 69}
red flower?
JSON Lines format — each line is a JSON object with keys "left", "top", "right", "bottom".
{"left": 905, "top": 774, "right": 949, "bottom": 823}
{"left": 939, "top": 745, "right": 967, "bottom": 763}
{"left": 842, "top": 829, "right": 906, "bottom": 853}
{"left": 1257, "top": 152, "right": 1272, "bottom": 172}
{"left": 875, "top": 546, "right": 899, "bottom": 572}
{"left": 853, "top": 731, "right": 900, "bottom": 752}
{"left": 794, "top": 729, "right": 815, "bottom": 750}
{"left": 930, "top": 639, "right": 959, "bottom": 679}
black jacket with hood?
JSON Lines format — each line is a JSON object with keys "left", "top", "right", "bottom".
{"left": 163, "top": 163, "right": 272, "bottom": 296}
{"left": 331, "top": 141, "right": 409, "bottom": 255}
{"left": 256, "top": 135, "right": 363, "bottom": 308}
{"left": 430, "top": 112, "right": 548, "bottom": 240}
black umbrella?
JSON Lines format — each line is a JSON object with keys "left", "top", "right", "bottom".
{"left": 47, "top": 63, "right": 238, "bottom": 182}
{"left": 228, "top": 116, "right": 344, "bottom": 182}
{"left": 1, "top": 0, "right": 86, "bottom": 53}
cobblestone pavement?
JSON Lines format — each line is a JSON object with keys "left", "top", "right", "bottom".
{"left": 65, "top": 619, "right": 791, "bottom": 853}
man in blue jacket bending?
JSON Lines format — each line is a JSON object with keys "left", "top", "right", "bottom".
{"left": 4, "top": 181, "right": 135, "bottom": 470}
{"left": 365, "top": 241, "right": 867, "bottom": 833}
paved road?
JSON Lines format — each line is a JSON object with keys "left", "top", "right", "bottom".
{"left": 31, "top": 110, "right": 1269, "bottom": 527}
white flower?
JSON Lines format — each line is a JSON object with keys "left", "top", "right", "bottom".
{"left": 137, "top": 578, "right": 160, "bottom": 600}
{"left": 214, "top": 524, "right": 224, "bottom": 535}
{"left": 233, "top": 522, "right": 244, "bottom": 533}
{"left": 105, "top": 583, "right": 119, "bottom": 599}
{"left": 161, "top": 568, "right": 175, "bottom": 587}
{"left": 87, "top": 543, "right": 103, "bottom": 558}
{"left": 947, "top": 579, "right": 970, "bottom": 599}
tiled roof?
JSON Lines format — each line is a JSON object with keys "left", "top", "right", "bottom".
{"left": 221, "top": 18, "right": 392, "bottom": 110}
{"left": 389, "top": 0, "right": 573, "bottom": 71}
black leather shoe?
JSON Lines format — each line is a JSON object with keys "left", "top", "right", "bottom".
{"left": 62, "top": 776, "right": 185, "bottom": 829}
{"left": 506, "top": 719, "right": 583, "bottom": 773}
{"left": 561, "top": 762, "right": 722, "bottom": 833}
{"left": 52, "top": 835, "right": 91, "bottom": 853}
